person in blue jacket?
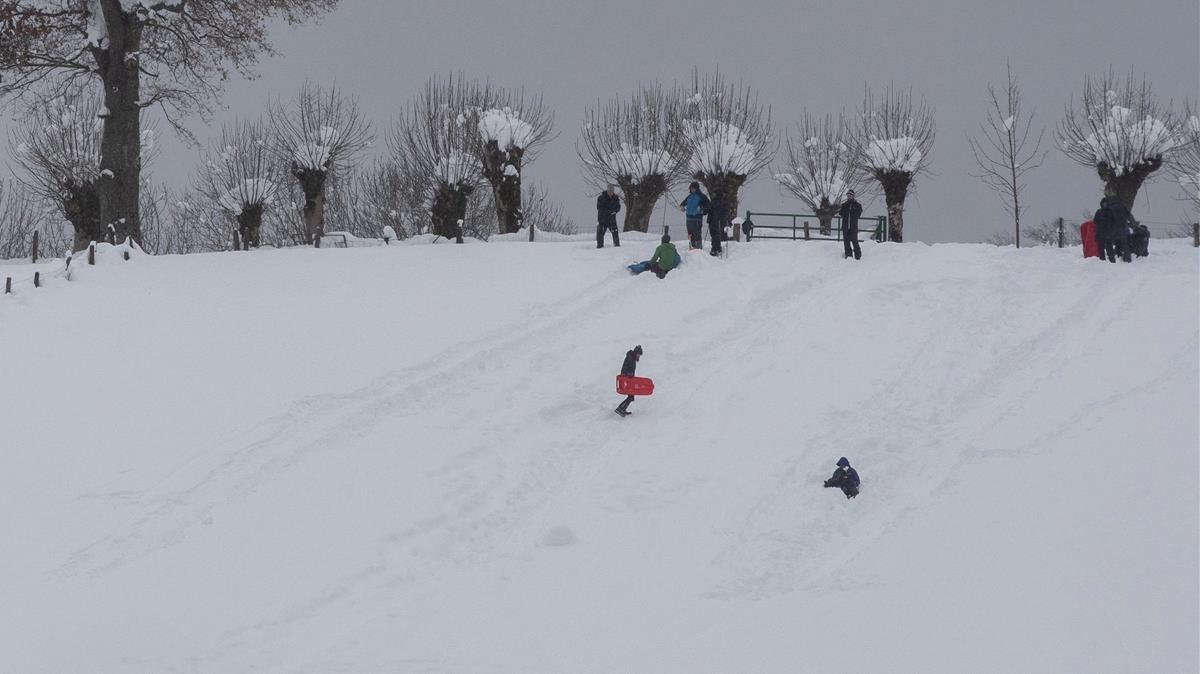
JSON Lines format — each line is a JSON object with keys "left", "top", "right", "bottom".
{"left": 823, "top": 457, "right": 860, "bottom": 499}
{"left": 678, "top": 181, "right": 711, "bottom": 250}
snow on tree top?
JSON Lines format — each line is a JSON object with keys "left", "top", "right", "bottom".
{"left": 684, "top": 119, "right": 759, "bottom": 175}
{"left": 218, "top": 179, "right": 278, "bottom": 214}
{"left": 293, "top": 126, "right": 339, "bottom": 171}
{"left": 436, "top": 151, "right": 476, "bottom": 184}
{"left": 1081, "top": 106, "right": 1178, "bottom": 176}
{"left": 477, "top": 108, "right": 535, "bottom": 151}
{"left": 865, "top": 136, "right": 923, "bottom": 174}
{"left": 603, "top": 144, "right": 673, "bottom": 181}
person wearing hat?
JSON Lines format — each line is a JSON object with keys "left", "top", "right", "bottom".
{"left": 596, "top": 184, "right": 622, "bottom": 248}
{"left": 838, "top": 190, "right": 863, "bottom": 260}
{"left": 615, "top": 344, "right": 643, "bottom": 417}
{"left": 678, "top": 181, "right": 711, "bottom": 250}
{"left": 648, "top": 234, "right": 679, "bottom": 278}
{"left": 823, "top": 457, "right": 860, "bottom": 499}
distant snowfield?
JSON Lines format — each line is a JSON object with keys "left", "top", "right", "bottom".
{"left": 1, "top": 236, "right": 1196, "bottom": 672}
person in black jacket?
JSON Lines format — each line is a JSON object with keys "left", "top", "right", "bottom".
{"left": 615, "top": 344, "right": 642, "bottom": 417}
{"left": 707, "top": 191, "right": 729, "bottom": 256}
{"left": 1094, "top": 195, "right": 1133, "bottom": 263}
{"left": 596, "top": 184, "right": 622, "bottom": 248}
{"left": 823, "top": 456, "right": 860, "bottom": 499}
{"left": 839, "top": 190, "right": 863, "bottom": 260}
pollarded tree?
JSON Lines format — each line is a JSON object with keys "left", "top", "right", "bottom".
{"left": 1057, "top": 70, "right": 1187, "bottom": 211}
{"left": 392, "top": 76, "right": 484, "bottom": 239}
{"left": 0, "top": 0, "right": 339, "bottom": 245}
{"left": 9, "top": 88, "right": 155, "bottom": 251}
{"left": 675, "top": 69, "right": 775, "bottom": 239}
{"left": 578, "top": 83, "right": 686, "bottom": 233}
{"left": 271, "top": 82, "right": 373, "bottom": 246}
{"left": 1171, "top": 103, "right": 1200, "bottom": 211}
{"left": 198, "top": 118, "right": 282, "bottom": 249}
{"left": 967, "top": 64, "right": 1046, "bottom": 248}
{"left": 774, "top": 112, "right": 862, "bottom": 236}
{"left": 468, "top": 84, "right": 555, "bottom": 238}
{"left": 855, "top": 84, "right": 935, "bottom": 242}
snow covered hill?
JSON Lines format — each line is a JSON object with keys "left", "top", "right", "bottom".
{"left": 2, "top": 236, "right": 1197, "bottom": 672}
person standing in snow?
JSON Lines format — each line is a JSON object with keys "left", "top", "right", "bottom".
{"left": 596, "top": 184, "right": 622, "bottom": 248}
{"left": 1093, "top": 193, "right": 1134, "bottom": 263}
{"left": 615, "top": 344, "right": 643, "bottom": 417}
{"left": 707, "top": 191, "right": 729, "bottom": 256}
{"left": 679, "top": 181, "right": 711, "bottom": 250}
{"left": 823, "top": 456, "right": 860, "bottom": 499}
{"left": 839, "top": 190, "right": 863, "bottom": 260}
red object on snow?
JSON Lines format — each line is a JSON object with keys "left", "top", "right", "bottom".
{"left": 616, "top": 375, "right": 655, "bottom": 396}
{"left": 1081, "top": 220, "right": 1101, "bottom": 258}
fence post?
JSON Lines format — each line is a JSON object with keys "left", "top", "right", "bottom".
{"left": 4, "top": 277, "right": 11, "bottom": 294}
{"left": 803, "top": 220, "right": 811, "bottom": 240}
{"left": 33, "top": 271, "right": 40, "bottom": 288}
{"left": 791, "top": 215, "right": 797, "bottom": 241}
{"left": 1057, "top": 217, "right": 1064, "bottom": 248}
{"left": 31, "top": 230, "right": 39, "bottom": 263}
{"left": 88, "top": 243, "right": 96, "bottom": 265}
{"left": 1193, "top": 222, "right": 1198, "bottom": 248}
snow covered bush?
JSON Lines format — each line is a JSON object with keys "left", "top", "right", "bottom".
{"left": 577, "top": 83, "right": 686, "bottom": 232}
{"left": 774, "top": 112, "right": 861, "bottom": 236}
{"left": 855, "top": 85, "right": 935, "bottom": 242}
{"left": 674, "top": 70, "right": 775, "bottom": 239}
{"left": 1057, "top": 71, "right": 1188, "bottom": 210}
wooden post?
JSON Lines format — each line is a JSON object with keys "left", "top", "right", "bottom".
{"left": 1057, "top": 217, "right": 1065, "bottom": 248}
{"left": 123, "top": 250, "right": 130, "bottom": 261}
{"left": 1193, "top": 222, "right": 1199, "bottom": 248}
{"left": 33, "top": 271, "right": 40, "bottom": 288}
{"left": 456, "top": 219, "right": 464, "bottom": 244}
{"left": 31, "top": 230, "right": 39, "bottom": 263}
{"left": 4, "top": 277, "right": 11, "bottom": 294}
{"left": 803, "top": 220, "right": 811, "bottom": 240}
{"left": 88, "top": 244, "right": 96, "bottom": 265}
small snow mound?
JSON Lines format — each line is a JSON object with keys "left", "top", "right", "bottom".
{"left": 542, "top": 526, "right": 576, "bottom": 547}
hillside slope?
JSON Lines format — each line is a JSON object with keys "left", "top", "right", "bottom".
{"left": 2, "top": 237, "right": 1197, "bottom": 672}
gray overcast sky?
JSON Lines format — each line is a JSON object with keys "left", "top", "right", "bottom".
{"left": 8, "top": 0, "right": 1200, "bottom": 242}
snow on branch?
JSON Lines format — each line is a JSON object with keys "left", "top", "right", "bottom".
{"left": 855, "top": 84, "right": 935, "bottom": 178}
{"left": 675, "top": 69, "right": 775, "bottom": 179}
{"left": 577, "top": 83, "right": 686, "bottom": 191}
{"left": 272, "top": 82, "right": 373, "bottom": 176}
{"left": 774, "top": 112, "right": 861, "bottom": 213}
{"left": 200, "top": 117, "right": 282, "bottom": 215}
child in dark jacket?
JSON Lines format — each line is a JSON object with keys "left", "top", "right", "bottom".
{"left": 824, "top": 457, "right": 860, "bottom": 499}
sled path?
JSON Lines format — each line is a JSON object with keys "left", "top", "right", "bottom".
{"left": 1, "top": 239, "right": 1196, "bottom": 672}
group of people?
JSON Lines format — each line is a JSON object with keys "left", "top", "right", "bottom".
{"left": 1091, "top": 192, "right": 1150, "bottom": 263}
{"left": 612, "top": 343, "right": 863, "bottom": 499}
{"left": 596, "top": 181, "right": 732, "bottom": 258}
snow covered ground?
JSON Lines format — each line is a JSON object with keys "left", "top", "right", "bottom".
{"left": 1, "top": 236, "right": 1196, "bottom": 672}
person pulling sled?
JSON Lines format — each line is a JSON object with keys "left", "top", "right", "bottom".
{"left": 614, "top": 344, "right": 645, "bottom": 417}
{"left": 823, "top": 457, "right": 861, "bottom": 499}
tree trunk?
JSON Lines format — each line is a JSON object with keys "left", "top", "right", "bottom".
{"left": 816, "top": 205, "right": 839, "bottom": 239}
{"left": 480, "top": 140, "right": 524, "bottom": 235}
{"left": 94, "top": 1, "right": 143, "bottom": 244}
{"left": 431, "top": 181, "right": 472, "bottom": 239}
{"left": 237, "top": 203, "right": 264, "bottom": 249}
{"left": 698, "top": 171, "right": 747, "bottom": 240}
{"left": 293, "top": 166, "right": 328, "bottom": 246}
{"left": 618, "top": 174, "right": 667, "bottom": 233}
{"left": 876, "top": 170, "right": 913, "bottom": 242}
{"left": 1098, "top": 158, "right": 1161, "bottom": 212}
{"left": 64, "top": 182, "right": 103, "bottom": 252}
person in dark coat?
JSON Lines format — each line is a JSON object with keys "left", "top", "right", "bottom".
{"left": 615, "top": 344, "right": 642, "bottom": 417}
{"left": 839, "top": 190, "right": 863, "bottom": 260}
{"left": 707, "top": 191, "right": 729, "bottom": 256}
{"left": 823, "top": 456, "right": 860, "bottom": 499}
{"left": 596, "top": 184, "right": 622, "bottom": 248}
{"left": 679, "top": 181, "right": 711, "bottom": 250}
{"left": 1094, "top": 195, "right": 1133, "bottom": 263}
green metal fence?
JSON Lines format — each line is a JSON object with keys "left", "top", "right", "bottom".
{"left": 743, "top": 211, "right": 886, "bottom": 243}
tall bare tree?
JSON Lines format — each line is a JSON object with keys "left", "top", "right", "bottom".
{"left": 1172, "top": 103, "right": 1200, "bottom": 211}
{"left": 676, "top": 69, "right": 775, "bottom": 239}
{"left": 271, "top": 82, "right": 373, "bottom": 246}
{"left": 522, "top": 181, "right": 577, "bottom": 235}
{"left": 0, "top": 177, "right": 51, "bottom": 259}
{"left": 392, "top": 76, "right": 483, "bottom": 239}
{"left": 967, "top": 64, "right": 1046, "bottom": 248}
{"left": 578, "top": 83, "right": 685, "bottom": 232}
{"left": 855, "top": 84, "right": 935, "bottom": 242}
{"left": 468, "top": 83, "right": 555, "bottom": 238}
{"left": 774, "top": 112, "right": 862, "bottom": 236}
{"left": 198, "top": 118, "right": 282, "bottom": 249}
{"left": 1057, "top": 70, "right": 1187, "bottom": 211}
{"left": 0, "top": 0, "right": 339, "bottom": 245}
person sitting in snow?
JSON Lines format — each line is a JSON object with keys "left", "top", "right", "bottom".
{"left": 629, "top": 235, "right": 680, "bottom": 279}
{"left": 823, "top": 457, "right": 860, "bottom": 499}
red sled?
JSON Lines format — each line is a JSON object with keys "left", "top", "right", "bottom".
{"left": 1081, "top": 220, "right": 1101, "bottom": 258}
{"left": 616, "top": 375, "right": 655, "bottom": 396}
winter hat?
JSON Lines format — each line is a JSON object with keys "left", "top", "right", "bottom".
{"left": 836, "top": 457, "right": 850, "bottom": 467}
{"left": 689, "top": 181, "right": 700, "bottom": 191}
{"left": 846, "top": 190, "right": 856, "bottom": 198}
{"left": 661, "top": 234, "right": 670, "bottom": 244}
{"left": 634, "top": 344, "right": 643, "bottom": 356}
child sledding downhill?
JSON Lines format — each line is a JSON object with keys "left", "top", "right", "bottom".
{"left": 824, "top": 457, "right": 861, "bottom": 499}
{"left": 614, "top": 345, "right": 653, "bottom": 417}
